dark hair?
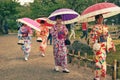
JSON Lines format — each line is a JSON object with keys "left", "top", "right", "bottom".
{"left": 40, "top": 20, "right": 45, "bottom": 24}
{"left": 95, "top": 14, "right": 103, "bottom": 20}
{"left": 55, "top": 15, "right": 62, "bottom": 20}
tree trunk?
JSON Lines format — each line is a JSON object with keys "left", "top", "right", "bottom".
{"left": 95, "top": 0, "right": 98, "bottom": 3}
{"left": 0, "top": 27, "right": 4, "bottom": 34}
{"left": 0, "top": 19, "right": 4, "bottom": 34}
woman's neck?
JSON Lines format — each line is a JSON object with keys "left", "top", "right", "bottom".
{"left": 96, "top": 22, "right": 103, "bottom": 25}
{"left": 56, "top": 23, "right": 62, "bottom": 27}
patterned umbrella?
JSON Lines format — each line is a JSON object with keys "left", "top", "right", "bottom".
{"left": 17, "top": 18, "right": 41, "bottom": 31}
{"left": 48, "top": 8, "right": 80, "bottom": 24}
{"left": 80, "top": 2, "right": 120, "bottom": 22}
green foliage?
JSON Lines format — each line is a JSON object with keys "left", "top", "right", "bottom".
{"left": 107, "top": 42, "right": 120, "bottom": 64}
{"left": 0, "top": 0, "right": 19, "bottom": 33}
{"left": 0, "top": 0, "right": 17, "bottom": 17}
{"left": 0, "top": 0, "right": 120, "bottom": 34}
{"left": 29, "top": 0, "right": 67, "bottom": 18}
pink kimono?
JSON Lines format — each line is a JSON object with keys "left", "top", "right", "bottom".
{"left": 50, "top": 24, "right": 68, "bottom": 68}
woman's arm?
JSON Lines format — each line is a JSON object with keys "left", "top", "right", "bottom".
{"left": 50, "top": 26, "right": 56, "bottom": 37}
{"left": 18, "top": 28, "right": 22, "bottom": 39}
{"left": 63, "top": 25, "right": 68, "bottom": 36}
{"left": 44, "top": 28, "right": 49, "bottom": 37}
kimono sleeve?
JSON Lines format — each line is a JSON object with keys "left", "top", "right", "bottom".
{"left": 63, "top": 25, "right": 68, "bottom": 36}
{"left": 44, "top": 27, "right": 49, "bottom": 37}
{"left": 106, "top": 27, "right": 116, "bottom": 52}
{"left": 18, "top": 27, "right": 22, "bottom": 39}
{"left": 28, "top": 27, "right": 33, "bottom": 36}
{"left": 89, "top": 26, "right": 97, "bottom": 46}
{"left": 36, "top": 31, "right": 40, "bottom": 37}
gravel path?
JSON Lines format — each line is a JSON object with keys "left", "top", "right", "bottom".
{"left": 0, "top": 34, "right": 111, "bottom": 80}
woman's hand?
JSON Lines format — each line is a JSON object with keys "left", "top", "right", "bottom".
{"left": 64, "top": 30, "right": 68, "bottom": 36}
{"left": 57, "top": 28, "right": 60, "bottom": 32}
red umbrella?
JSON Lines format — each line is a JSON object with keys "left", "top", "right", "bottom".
{"left": 35, "top": 17, "right": 53, "bottom": 27}
{"left": 80, "top": 2, "right": 120, "bottom": 22}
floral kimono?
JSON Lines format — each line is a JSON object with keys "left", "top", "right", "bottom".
{"left": 90, "top": 24, "right": 115, "bottom": 79}
{"left": 36, "top": 26, "right": 49, "bottom": 53}
{"left": 18, "top": 25, "right": 32, "bottom": 60}
{"left": 50, "top": 24, "right": 68, "bottom": 68}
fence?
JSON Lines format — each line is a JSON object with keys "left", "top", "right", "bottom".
{"left": 67, "top": 49, "right": 119, "bottom": 80}
{"left": 109, "top": 29, "right": 120, "bottom": 39}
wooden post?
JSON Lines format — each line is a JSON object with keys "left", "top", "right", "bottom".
{"left": 113, "top": 60, "right": 117, "bottom": 80}
{"left": 84, "top": 53, "right": 87, "bottom": 69}
{"left": 95, "top": 0, "right": 98, "bottom": 3}
{"left": 78, "top": 51, "right": 80, "bottom": 68}
{"left": 71, "top": 50, "right": 75, "bottom": 66}
{"left": 117, "top": 61, "right": 119, "bottom": 79}
{"left": 72, "top": 50, "right": 74, "bottom": 55}
{"left": 67, "top": 49, "right": 71, "bottom": 63}
{"left": 92, "top": 56, "right": 95, "bottom": 73}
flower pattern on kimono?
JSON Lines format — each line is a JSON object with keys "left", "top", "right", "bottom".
{"left": 18, "top": 25, "right": 32, "bottom": 54}
{"left": 90, "top": 24, "right": 115, "bottom": 79}
{"left": 50, "top": 24, "right": 68, "bottom": 68}
{"left": 36, "top": 26, "right": 49, "bottom": 52}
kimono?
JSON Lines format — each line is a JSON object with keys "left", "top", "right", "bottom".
{"left": 90, "top": 24, "right": 115, "bottom": 79}
{"left": 36, "top": 26, "right": 49, "bottom": 53}
{"left": 50, "top": 24, "right": 68, "bottom": 68}
{"left": 18, "top": 25, "right": 32, "bottom": 57}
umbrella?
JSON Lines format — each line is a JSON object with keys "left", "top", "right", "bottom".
{"left": 79, "top": 2, "right": 120, "bottom": 22}
{"left": 35, "top": 17, "right": 53, "bottom": 27}
{"left": 48, "top": 8, "right": 80, "bottom": 24}
{"left": 17, "top": 18, "right": 41, "bottom": 31}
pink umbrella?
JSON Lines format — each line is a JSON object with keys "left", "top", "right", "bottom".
{"left": 80, "top": 2, "right": 120, "bottom": 22}
{"left": 17, "top": 18, "right": 41, "bottom": 31}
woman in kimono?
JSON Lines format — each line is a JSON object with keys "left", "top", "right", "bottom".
{"left": 89, "top": 14, "right": 116, "bottom": 80}
{"left": 50, "top": 15, "right": 70, "bottom": 73}
{"left": 36, "top": 20, "right": 49, "bottom": 57}
{"left": 18, "top": 24, "right": 33, "bottom": 61}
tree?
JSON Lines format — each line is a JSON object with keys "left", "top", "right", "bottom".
{"left": 0, "top": 0, "right": 19, "bottom": 34}
{"left": 1, "top": 0, "right": 119, "bottom": 34}
{"left": 30, "top": 0, "right": 64, "bottom": 19}
{"left": 103, "top": 0, "right": 120, "bottom": 24}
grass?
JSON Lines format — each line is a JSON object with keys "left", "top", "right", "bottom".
{"left": 107, "top": 40, "right": 120, "bottom": 78}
